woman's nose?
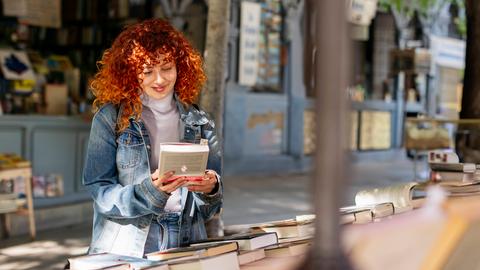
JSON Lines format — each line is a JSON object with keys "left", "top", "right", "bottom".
{"left": 153, "top": 70, "right": 164, "bottom": 83}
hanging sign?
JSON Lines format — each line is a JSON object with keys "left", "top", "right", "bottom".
{"left": 348, "top": 0, "right": 378, "bottom": 26}
{"left": 238, "top": 1, "right": 261, "bottom": 86}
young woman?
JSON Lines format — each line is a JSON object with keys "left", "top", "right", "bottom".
{"left": 82, "top": 18, "right": 222, "bottom": 258}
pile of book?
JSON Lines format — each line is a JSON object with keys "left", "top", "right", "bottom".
{"left": 343, "top": 191, "right": 480, "bottom": 269}
{"left": 67, "top": 222, "right": 313, "bottom": 270}
{"left": 428, "top": 162, "right": 480, "bottom": 196}
{"left": 0, "top": 153, "right": 31, "bottom": 170}
{"left": 339, "top": 160, "right": 480, "bottom": 225}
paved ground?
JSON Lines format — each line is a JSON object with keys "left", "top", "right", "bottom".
{"left": 0, "top": 151, "right": 420, "bottom": 270}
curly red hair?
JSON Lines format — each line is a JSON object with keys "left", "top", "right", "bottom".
{"left": 91, "top": 18, "right": 206, "bottom": 132}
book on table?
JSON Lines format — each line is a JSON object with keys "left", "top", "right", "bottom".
{"left": 223, "top": 219, "right": 313, "bottom": 239}
{"left": 340, "top": 202, "right": 395, "bottom": 223}
{"left": 429, "top": 162, "right": 480, "bottom": 183}
{"left": 166, "top": 251, "right": 239, "bottom": 270}
{"left": 67, "top": 252, "right": 157, "bottom": 270}
{"left": 429, "top": 162, "right": 476, "bottom": 173}
{"left": 146, "top": 241, "right": 238, "bottom": 261}
{"left": 344, "top": 194, "right": 480, "bottom": 270}
{"left": 158, "top": 141, "right": 209, "bottom": 182}
{"left": 340, "top": 208, "right": 373, "bottom": 224}
{"left": 256, "top": 220, "right": 314, "bottom": 239}
{"left": 277, "top": 235, "right": 313, "bottom": 244}
{"left": 430, "top": 170, "right": 478, "bottom": 183}
{"left": 435, "top": 181, "right": 480, "bottom": 196}
{"left": 108, "top": 264, "right": 169, "bottom": 270}
{"left": 237, "top": 249, "right": 266, "bottom": 265}
{"left": 264, "top": 240, "right": 311, "bottom": 258}
{"left": 294, "top": 203, "right": 393, "bottom": 226}
{"left": 354, "top": 182, "right": 426, "bottom": 212}
{"left": 189, "top": 232, "right": 278, "bottom": 251}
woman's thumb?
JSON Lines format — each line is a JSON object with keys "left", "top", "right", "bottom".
{"left": 151, "top": 169, "right": 160, "bottom": 180}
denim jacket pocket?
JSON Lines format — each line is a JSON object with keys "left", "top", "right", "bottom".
{"left": 116, "top": 131, "right": 143, "bottom": 169}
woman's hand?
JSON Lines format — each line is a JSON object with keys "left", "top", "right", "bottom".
{"left": 186, "top": 170, "right": 218, "bottom": 194}
{"left": 151, "top": 170, "right": 188, "bottom": 194}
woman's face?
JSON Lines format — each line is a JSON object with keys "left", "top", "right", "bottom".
{"left": 138, "top": 55, "right": 177, "bottom": 100}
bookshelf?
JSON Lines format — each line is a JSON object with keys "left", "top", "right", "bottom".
{"left": 0, "top": 0, "right": 155, "bottom": 105}
{"left": 0, "top": 166, "right": 35, "bottom": 240}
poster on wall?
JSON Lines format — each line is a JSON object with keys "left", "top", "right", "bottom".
{"left": 238, "top": 1, "right": 261, "bottom": 86}
{"left": 18, "top": 0, "right": 61, "bottom": 28}
{"left": 1, "top": 0, "right": 28, "bottom": 17}
{"left": 0, "top": 49, "right": 36, "bottom": 81}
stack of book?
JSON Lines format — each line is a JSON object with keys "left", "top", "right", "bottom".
{"left": 68, "top": 249, "right": 240, "bottom": 270}
{"left": 188, "top": 231, "right": 279, "bottom": 265}
{"left": 429, "top": 162, "right": 478, "bottom": 183}
{"left": 428, "top": 162, "right": 480, "bottom": 196}
{"left": 253, "top": 219, "right": 314, "bottom": 239}
{"left": 343, "top": 194, "right": 480, "bottom": 270}
{"left": 68, "top": 232, "right": 281, "bottom": 269}
{"left": 339, "top": 202, "right": 395, "bottom": 224}
{"left": 219, "top": 218, "right": 315, "bottom": 266}
{"left": 0, "top": 153, "right": 31, "bottom": 170}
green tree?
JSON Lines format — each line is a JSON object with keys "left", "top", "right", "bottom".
{"left": 379, "top": 0, "right": 456, "bottom": 47}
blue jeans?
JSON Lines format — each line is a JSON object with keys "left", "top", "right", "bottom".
{"left": 144, "top": 212, "right": 181, "bottom": 256}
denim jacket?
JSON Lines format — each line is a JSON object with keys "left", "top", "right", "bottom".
{"left": 82, "top": 99, "right": 223, "bottom": 258}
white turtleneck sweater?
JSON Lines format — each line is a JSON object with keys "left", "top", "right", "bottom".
{"left": 140, "top": 93, "right": 182, "bottom": 212}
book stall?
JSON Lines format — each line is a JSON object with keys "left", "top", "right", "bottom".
{"left": 63, "top": 150, "right": 480, "bottom": 269}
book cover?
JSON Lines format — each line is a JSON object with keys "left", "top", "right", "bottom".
{"left": 167, "top": 251, "right": 239, "bottom": 270}
{"left": 190, "top": 232, "right": 278, "bottom": 251}
{"left": 264, "top": 241, "right": 311, "bottom": 258}
{"left": 340, "top": 202, "right": 394, "bottom": 220}
{"left": 238, "top": 249, "right": 266, "bottom": 265}
{"left": 67, "top": 252, "right": 156, "bottom": 270}
{"left": 146, "top": 241, "right": 238, "bottom": 261}
{"left": 259, "top": 222, "right": 314, "bottom": 239}
{"left": 158, "top": 142, "right": 209, "bottom": 181}
{"left": 429, "top": 162, "right": 476, "bottom": 173}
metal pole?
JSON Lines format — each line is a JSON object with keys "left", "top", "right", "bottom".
{"left": 300, "top": 0, "right": 352, "bottom": 268}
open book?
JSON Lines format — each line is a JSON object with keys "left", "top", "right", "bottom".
{"left": 158, "top": 141, "right": 209, "bottom": 182}
{"left": 354, "top": 182, "right": 426, "bottom": 212}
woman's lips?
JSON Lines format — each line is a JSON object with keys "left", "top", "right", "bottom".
{"left": 152, "top": 86, "right": 165, "bottom": 92}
